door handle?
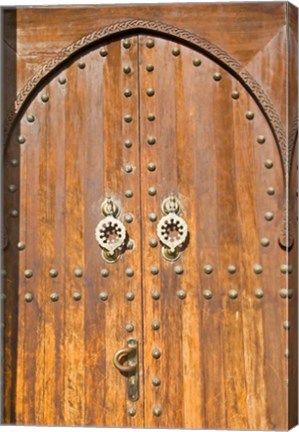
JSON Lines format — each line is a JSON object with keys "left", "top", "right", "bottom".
{"left": 113, "top": 338, "right": 139, "bottom": 402}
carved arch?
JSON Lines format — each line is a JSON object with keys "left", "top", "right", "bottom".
{"left": 3, "top": 19, "right": 294, "bottom": 248}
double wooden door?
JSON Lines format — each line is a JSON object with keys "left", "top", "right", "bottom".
{"left": 3, "top": 13, "right": 297, "bottom": 430}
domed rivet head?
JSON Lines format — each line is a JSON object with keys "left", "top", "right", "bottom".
{"left": 193, "top": 58, "right": 201, "bottom": 67}
{"left": 146, "top": 64, "right": 154, "bottom": 72}
{"left": 246, "top": 111, "right": 254, "bottom": 120}
{"left": 149, "top": 238, "right": 158, "bottom": 248}
{"left": 172, "top": 47, "right": 180, "bottom": 56}
{"left": 279, "top": 288, "right": 293, "bottom": 299}
{"left": 41, "top": 94, "right": 49, "bottom": 102}
{"left": 125, "top": 268, "right": 134, "bottom": 277}
{"left": 99, "top": 292, "right": 108, "bottom": 301}
{"left": 150, "top": 266, "right": 159, "bottom": 275}
{"left": 148, "top": 187, "right": 157, "bottom": 196}
{"left": 72, "top": 292, "right": 81, "bottom": 301}
{"left": 101, "top": 269, "right": 109, "bottom": 277}
{"left": 146, "top": 39, "right": 155, "bottom": 48}
{"left": 124, "top": 89, "right": 132, "bottom": 97}
{"left": 213, "top": 72, "right": 222, "bottom": 81}
{"left": 99, "top": 47, "right": 108, "bottom": 57}
{"left": 78, "top": 62, "right": 86, "bottom": 69}
{"left": 123, "top": 39, "right": 131, "bottom": 49}
{"left": 203, "top": 264, "right": 213, "bottom": 275}
{"left": 125, "top": 323, "right": 134, "bottom": 333}
{"left": 151, "top": 320, "right": 160, "bottom": 330}
{"left": 127, "top": 240, "right": 134, "bottom": 250}
{"left": 125, "top": 189, "right": 133, "bottom": 198}
{"left": 260, "top": 237, "right": 270, "bottom": 247}
{"left": 257, "top": 135, "right": 266, "bottom": 144}
{"left": 203, "top": 289, "right": 213, "bottom": 300}
{"left": 255, "top": 288, "right": 264, "bottom": 299}
{"left": 10, "top": 210, "right": 18, "bottom": 217}
{"left": 153, "top": 406, "right": 162, "bottom": 417}
{"left": 125, "top": 213, "right": 134, "bottom": 223}
{"left": 8, "top": 184, "right": 17, "bottom": 193}
{"left": 152, "top": 290, "right": 160, "bottom": 300}
{"left": 264, "top": 212, "right": 274, "bottom": 221}
{"left": 49, "top": 268, "right": 58, "bottom": 278}
{"left": 147, "top": 136, "right": 156, "bottom": 145}
{"left": 126, "top": 292, "right": 135, "bottom": 301}
{"left": 267, "top": 187, "right": 275, "bottom": 196}
{"left": 231, "top": 91, "right": 240, "bottom": 99}
{"left": 124, "top": 115, "right": 133, "bottom": 123}
{"left": 58, "top": 76, "right": 67, "bottom": 85}
{"left": 10, "top": 159, "right": 19, "bottom": 167}
{"left": 280, "top": 264, "right": 293, "bottom": 274}
{"left": 50, "top": 292, "right": 59, "bottom": 302}
{"left": 148, "top": 163, "right": 156, "bottom": 172}
{"left": 148, "top": 113, "right": 155, "bottom": 121}
{"left": 152, "top": 348, "right": 161, "bottom": 359}
{"left": 228, "top": 289, "right": 238, "bottom": 300}
{"left": 123, "top": 65, "right": 131, "bottom": 74}
{"left": 124, "top": 139, "right": 133, "bottom": 148}
{"left": 227, "top": 265, "right": 236, "bottom": 274}
{"left": 127, "top": 407, "right": 136, "bottom": 417}
{"left": 152, "top": 377, "right": 161, "bottom": 387}
{"left": 27, "top": 114, "right": 35, "bottom": 123}
{"left": 146, "top": 88, "right": 155, "bottom": 97}
{"left": 285, "top": 349, "right": 290, "bottom": 359}
{"left": 24, "top": 269, "right": 33, "bottom": 279}
{"left": 24, "top": 293, "right": 33, "bottom": 303}
{"left": 17, "top": 242, "right": 26, "bottom": 251}
{"left": 177, "top": 289, "right": 186, "bottom": 300}
{"left": 74, "top": 268, "right": 83, "bottom": 277}
{"left": 264, "top": 160, "right": 273, "bottom": 169}
{"left": 283, "top": 320, "right": 291, "bottom": 330}
{"left": 175, "top": 265, "right": 184, "bottom": 275}
{"left": 149, "top": 212, "right": 157, "bottom": 222}
{"left": 253, "top": 264, "right": 263, "bottom": 274}
{"left": 18, "top": 135, "right": 26, "bottom": 144}
{"left": 124, "top": 164, "right": 133, "bottom": 173}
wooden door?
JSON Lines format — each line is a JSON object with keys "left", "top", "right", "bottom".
{"left": 2, "top": 5, "right": 298, "bottom": 430}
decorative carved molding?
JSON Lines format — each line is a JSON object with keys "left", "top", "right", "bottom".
{"left": 3, "top": 18, "right": 296, "bottom": 249}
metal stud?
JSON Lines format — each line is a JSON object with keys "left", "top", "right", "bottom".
{"left": 124, "top": 115, "right": 133, "bottom": 123}
{"left": 10, "top": 159, "right": 19, "bottom": 167}
{"left": 78, "top": 61, "right": 86, "bottom": 69}
{"left": 124, "top": 89, "right": 132, "bottom": 97}
{"left": 41, "top": 94, "right": 49, "bottom": 103}
{"left": 58, "top": 76, "right": 67, "bottom": 85}
{"left": 123, "top": 39, "right": 131, "bottom": 49}
{"left": 264, "top": 160, "right": 273, "bottom": 169}
{"left": 125, "top": 323, "right": 134, "bottom": 333}
{"left": 264, "top": 212, "right": 274, "bottom": 221}
{"left": 123, "top": 65, "right": 131, "bottom": 74}
{"left": 49, "top": 268, "right": 58, "bottom": 278}
{"left": 177, "top": 289, "right": 186, "bottom": 300}
{"left": 227, "top": 265, "right": 236, "bottom": 274}
{"left": 151, "top": 320, "right": 160, "bottom": 330}
{"left": 172, "top": 47, "right": 180, "bottom": 56}
{"left": 146, "top": 64, "right": 154, "bottom": 72}
{"left": 72, "top": 292, "right": 81, "bottom": 301}
{"left": 203, "top": 289, "right": 213, "bottom": 300}
{"left": 147, "top": 136, "right": 156, "bottom": 145}
{"left": 193, "top": 58, "right": 201, "bottom": 67}
{"left": 152, "top": 348, "right": 161, "bottom": 359}
{"left": 74, "top": 268, "right": 83, "bottom": 277}
{"left": 150, "top": 266, "right": 159, "bottom": 275}
{"left": 8, "top": 184, "right": 17, "bottom": 193}
{"left": 175, "top": 265, "right": 184, "bottom": 275}
{"left": 50, "top": 292, "right": 59, "bottom": 302}
{"left": 149, "top": 238, "right": 158, "bottom": 248}
{"left": 246, "top": 111, "right": 254, "bottom": 120}
{"left": 231, "top": 91, "right": 240, "bottom": 99}
{"left": 27, "top": 114, "right": 35, "bottom": 123}
{"left": 125, "top": 190, "right": 133, "bottom": 198}
{"left": 148, "top": 113, "right": 155, "bottom": 121}
{"left": 267, "top": 187, "right": 275, "bottom": 196}
{"left": 285, "top": 349, "right": 290, "bottom": 359}
{"left": 126, "top": 292, "right": 135, "bottom": 301}
{"left": 125, "top": 213, "right": 134, "bottom": 223}
{"left": 213, "top": 72, "right": 222, "bottom": 81}
{"left": 124, "top": 164, "right": 133, "bottom": 173}
{"left": 260, "top": 237, "right": 270, "bottom": 247}
{"left": 127, "top": 239, "right": 134, "bottom": 250}
{"left": 18, "top": 135, "right": 26, "bottom": 144}
{"left": 280, "top": 264, "right": 293, "bottom": 274}
{"left": 125, "top": 268, "right": 134, "bottom": 277}
{"left": 147, "top": 162, "right": 156, "bottom": 171}
{"left": 152, "top": 290, "right": 160, "bottom": 300}
{"left": 149, "top": 212, "right": 157, "bottom": 222}
{"left": 99, "top": 47, "right": 108, "bottom": 57}
{"left": 283, "top": 320, "right": 290, "bottom": 330}
{"left": 148, "top": 187, "right": 157, "bottom": 196}
{"left": 152, "top": 377, "right": 161, "bottom": 387}
{"left": 153, "top": 406, "right": 162, "bottom": 417}
{"left": 146, "top": 39, "right": 155, "bottom": 48}
{"left": 203, "top": 264, "right": 213, "bottom": 274}
{"left": 124, "top": 139, "right": 133, "bottom": 148}
{"left": 24, "top": 293, "right": 33, "bottom": 303}
{"left": 279, "top": 288, "right": 293, "bottom": 299}
{"left": 228, "top": 289, "right": 238, "bottom": 299}
{"left": 24, "top": 269, "right": 33, "bottom": 279}
{"left": 257, "top": 135, "right": 266, "bottom": 144}
{"left": 10, "top": 210, "right": 18, "bottom": 218}
{"left": 255, "top": 288, "right": 264, "bottom": 299}
{"left": 146, "top": 88, "right": 155, "bottom": 97}
{"left": 253, "top": 264, "right": 263, "bottom": 274}
{"left": 99, "top": 292, "right": 108, "bottom": 301}
{"left": 17, "top": 242, "right": 25, "bottom": 251}
{"left": 127, "top": 407, "right": 136, "bottom": 417}
{"left": 101, "top": 269, "right": 109, "bottom": 277}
